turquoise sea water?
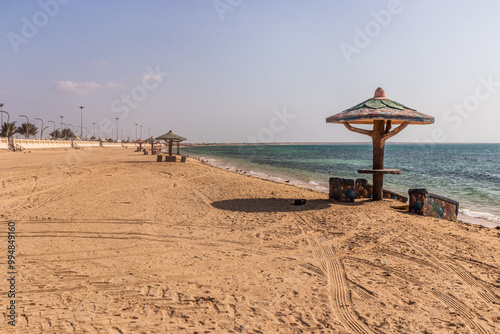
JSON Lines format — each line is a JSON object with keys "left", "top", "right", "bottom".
{"left": 181, "top": 144, "right": 500, "bottom": 226}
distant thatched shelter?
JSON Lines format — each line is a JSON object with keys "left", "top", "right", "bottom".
{"left": 156, "top": 130, "right": 187, "bottom": 156}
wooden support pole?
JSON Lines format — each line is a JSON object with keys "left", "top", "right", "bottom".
{"left": 168, "top": 139, "right": 173, "bottom": 156}
{"left": 372, "top": 120, "right": 385, "bottom": 201}
{"left": 177, "top": 141, "right": 180, "bottom": 155}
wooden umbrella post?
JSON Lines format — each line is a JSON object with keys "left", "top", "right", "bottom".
{"left": 372, "top": 120, "right": 385, "bottom": 200}
{"left": 176, "top": 141, "right": 180, "bottom": 155}
{"left": 344, "top": 120, "right": 409, "bottom": 200}
{"left": 168, "top": 139, "right": 173, "bottom": 156}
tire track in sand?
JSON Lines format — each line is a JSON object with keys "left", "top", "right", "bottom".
{"left": 296, "top": 214, "right": 376, "bottom": 334}
{"left": 431, "top": 290, "right": 490, "bottom": 334}
{"left": 409, "top": 238, "right": 500, "bottom": 305}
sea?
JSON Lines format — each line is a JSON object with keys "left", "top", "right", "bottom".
{"left": 181, "top": 143, "right": 500, "bottom": 228}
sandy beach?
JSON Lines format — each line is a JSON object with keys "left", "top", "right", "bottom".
{"left": 1, "top": 147, "right": 499, "bottom": 333}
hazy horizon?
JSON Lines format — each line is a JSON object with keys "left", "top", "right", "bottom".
{"left": 2, "top": 1, "right": 500, "bottom": 144}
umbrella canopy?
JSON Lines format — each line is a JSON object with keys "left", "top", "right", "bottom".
{"left": 156, "top": 130, "right": 187, "bottom": 142}
{"left": 326, "top": 87, "right": 434, "bottom": 201}
{"left": 156, "top": 130, "right": 187, "bottom": 155}
{"left": 135, "top": 138, "right": 145, "bottom": 150}
{"left": 326, "top": 87, "right": 434, "bottom": 125}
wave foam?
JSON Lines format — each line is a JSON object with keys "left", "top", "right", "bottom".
{"left": 459, "top": 208, "right": 500, "bottom": 224}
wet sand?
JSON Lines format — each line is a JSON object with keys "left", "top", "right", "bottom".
{"left": 0, "top": 147, "right": 499, "bottom": 333}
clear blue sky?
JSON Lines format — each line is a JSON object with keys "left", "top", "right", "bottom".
{"left": 1, "top": 0, "right": 499, "bottom": 143}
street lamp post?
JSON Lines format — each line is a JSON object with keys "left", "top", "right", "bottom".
{"left": 93, "top": 122, "right": 95, "bottom": 139}
{"left": 48, "top": 121, "right": 55, "bottom": 139}
{"left": 79, "top": 106, "right": 84, "bottom": 139}
{"left": 140, "top": 125, "right": 142, "bottom": 138}
{"left": 135, "top": 123, "right": 138, "bottom": 140}
{"left": 0, "top": 110, "right": 9, "bottom": 125}
{"left": 60, "top": 116, "right": 63, "bottom": 131}
{"left": 19, "top": 115, "right": 29, "bottom": 139}
{"left": 35, "top": 118, "right": 44, "bottom": 139}
{"left": 0, "top": 103, "right": 3, "bottom": 125}
{"left": 115, "top": 118, "right": 119, "bottom": 142}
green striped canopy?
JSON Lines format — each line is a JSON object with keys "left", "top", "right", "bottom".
{"left": 326, "top": 89, "right": 434, "bottom": 125}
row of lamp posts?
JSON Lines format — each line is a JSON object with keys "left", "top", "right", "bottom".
{"left": 0, "top": 103, "right": 149, "bottom": 141}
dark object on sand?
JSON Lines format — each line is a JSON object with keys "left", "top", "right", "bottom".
{"left": 165, "top": 155, "right": 176, "bottom": 162}
{"left": 294, "top": 199, "right": 307, "bottom": 205}
{"left": 157, "top": 155, "right": 163, "bottom": 162}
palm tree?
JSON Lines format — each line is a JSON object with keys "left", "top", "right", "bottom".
{"left": 1, "top": 121, "right": 17, "bottom": 141}
{"left": 49, "top": 129, "right": 62, "bottom": 139}
{"left": 61, "top": 128, "right": 75, "bottom": 140}
{"left": 16, "top": 123, "right": 38, "bottom": 139}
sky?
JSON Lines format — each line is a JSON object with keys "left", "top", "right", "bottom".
{"left": 1, "top": 0, "right": 500, "bottom": 143}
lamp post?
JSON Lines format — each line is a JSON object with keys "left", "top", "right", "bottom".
{"left": 48, "top": 121, "right": 55, "bottom": 139}
{"left": 93, "top": 122, "right": 95, "bottom": 139}
{"left": 140, "top": 125, "right": 142, "bottom": 138}
{"left": 115, "top": 118, "right": 119, "bottom": 142}
{"left": 79, "top": 106, "right": 84, "bottom": 139}
{"left": 19, "top": 115, "right": 29, "bottom": 138}
{"left": 60, "top": 116, "right": 63, "bottom": 131}
{"left": 42, "top": 126, "right": 48, "bottom": 139}
{"left": 0, "top": 110, "right": 9, "bottom": 125}
{"left": 135, "top": 123, "right": 138, "bottom": 140}
{"left": 0, "top": 103, "right": 3, "bottom": 125}
{"left": 35, "top": 118, "right": 44, "bottom": 139}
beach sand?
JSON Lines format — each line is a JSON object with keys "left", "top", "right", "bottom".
{"left": 0, "top": 147, "right": 499, "bottom": 333}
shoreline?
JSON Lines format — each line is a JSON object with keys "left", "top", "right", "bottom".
{"left": 184, "top": 152, "right": 500, "bottom": 229}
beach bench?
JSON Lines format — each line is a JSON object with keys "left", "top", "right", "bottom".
{"left": 329, "top": 177, "right": 407, "bottom": 203}
{"left": 180, "top": 156, "right": 186, "bottom": 162}
{"left": 165, "top": 155, "right": 176, "bottom": 162}
{"left": 408, "top": 189, "right": 459, "bottom": 221}
{"left": 157, "top": 155, "right": 163, "bottom": 162}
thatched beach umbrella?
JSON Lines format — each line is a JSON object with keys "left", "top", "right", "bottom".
{"left": 326, "top": 87, "right": 434, "bottom": 201}
{"left": 135, "top": 138, "right": 145, "bottom": 150}
{"left": 144, "top": 137, "right": 158, "bottom": 153}
{"left": 156, "top": 130, "right": 187, "bottom": 156}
